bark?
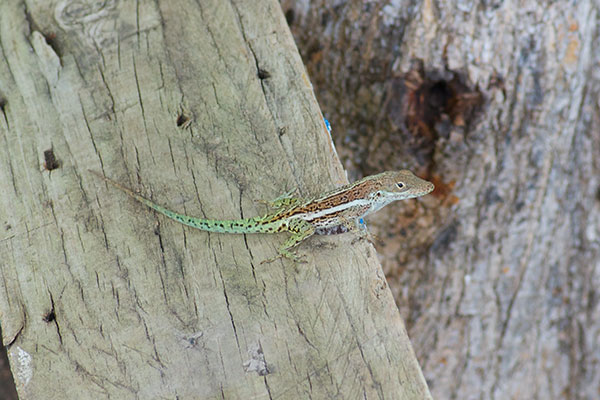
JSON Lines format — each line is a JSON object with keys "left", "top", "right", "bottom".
{"left": 0, "top": 0, "right": 431, "bottom": 398}
{"left": 281, "top": 0, "right": 600, "bottom": 399}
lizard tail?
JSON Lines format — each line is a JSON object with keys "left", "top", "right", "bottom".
{"left": 154, "top": 205, "right": 270, "bottom": 234}
{"left": 90, "top": 170, "right": 274, "bottom": 234}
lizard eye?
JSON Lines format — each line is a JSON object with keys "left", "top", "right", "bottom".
{"left": 396, "top": 182, "right": 405, "bottom": 189}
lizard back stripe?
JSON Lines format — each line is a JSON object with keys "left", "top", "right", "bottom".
{"left": 281, "top": 181, "right": 377, "bottom": 220}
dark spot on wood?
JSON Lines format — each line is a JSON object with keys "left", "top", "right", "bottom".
{"left": 430, "top": 221, "right": 458, "bottom": 254}
{"left": 257, "top": 69, "right": 271, "bottom": 80}
{"left": 385, "top": 60, "right": 483, "bottom": 163}
{"left": 278, "top": 127, "right": 287, "bottom": 137}
{"left": 284, "top": 8, "right": 295, "bottom": 25}
{"left": 0, "top": 97, "right": 6, "bottom": 113}
{"left": 176, "top": 113, "right": 190, "bottom": 128}
{"left": 322, "top": 9, "right": 333, "bottom": 26}
{"left": 485, "top": 187, "right": 503, "bottom": 204}
{"left": 42, "top": 32, "right": 61, "bottom": 58}
{"left": 42, "top": 310, "right": 56, "bottom": 323}
{"left": 43, "top": 149, "right": 60, "bottom": 171}
{"left": 25, "top": 12, "right": 62, "bottom": 59}
{"left": 488, "top": 73, "right": 506, "bottom": 98}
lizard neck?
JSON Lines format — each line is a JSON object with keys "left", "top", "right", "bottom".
{"left": 362, "top": 195, "right": 400, "bottom": 217}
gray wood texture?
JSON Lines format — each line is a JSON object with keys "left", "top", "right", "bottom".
{"left": 0, "top": 0, "right": 431, "bottom": 398}
{"left": 282, "top": 0, "right": 600, "bottom": 399}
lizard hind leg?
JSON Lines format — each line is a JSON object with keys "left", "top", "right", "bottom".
{"left": 261, "top": 219, "right": 315, "bottom": 264}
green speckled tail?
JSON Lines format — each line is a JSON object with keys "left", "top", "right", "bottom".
{"left": 132, "top": 193, "right": 281, "bottom": 234}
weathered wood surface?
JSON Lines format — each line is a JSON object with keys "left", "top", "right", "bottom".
{"left": 0, "top": 0, "right": 432, "bottom": 398}
{"left": 282, "top": 1, "right": 600, "bottom": 399}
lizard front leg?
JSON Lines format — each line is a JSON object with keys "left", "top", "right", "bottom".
{"left": 338, "top": 218, "right": 380, "bottom": 245}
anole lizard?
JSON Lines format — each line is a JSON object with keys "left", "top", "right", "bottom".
{"left": 90, "top": 170, "right": 434, "bottom": 262}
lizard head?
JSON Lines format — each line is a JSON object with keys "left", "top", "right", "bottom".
{"left": 371, "top": 170, "right": 435, "bottom": 202}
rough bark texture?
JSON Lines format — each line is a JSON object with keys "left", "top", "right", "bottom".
{"left": 281, "top": 0, "right": 600, "bottom": 399}
{"left": 0, "top": 0, "right": 432, "bottom": 398}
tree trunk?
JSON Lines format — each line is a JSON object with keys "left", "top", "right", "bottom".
{"left": 0, "top": 0, "right": 431, "bottom": 398}
{"left": 282, "top": 0, "right": 600, "bottom": 399}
